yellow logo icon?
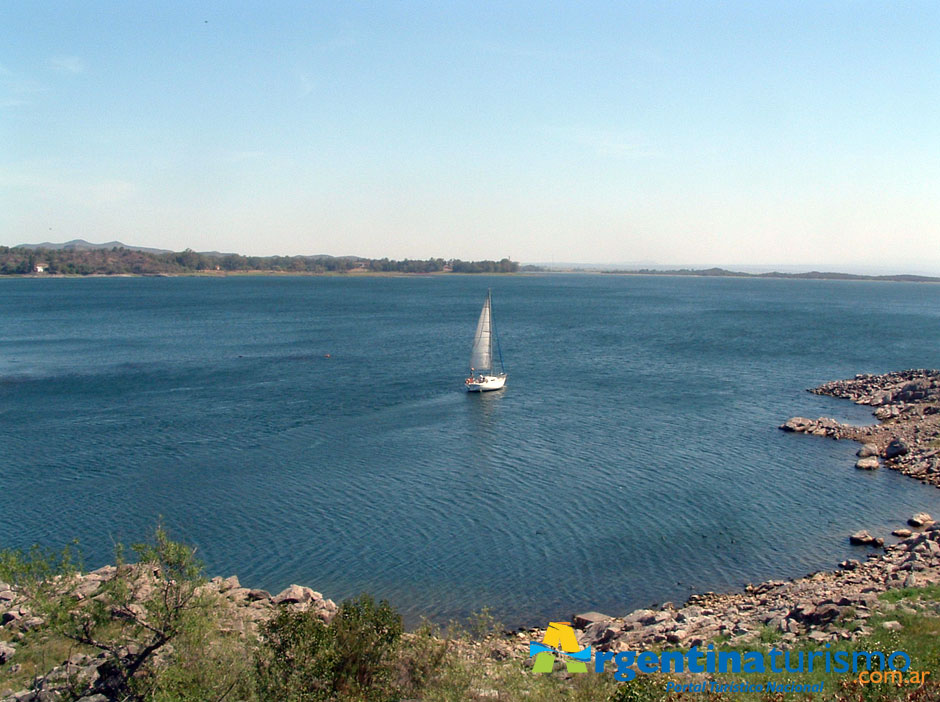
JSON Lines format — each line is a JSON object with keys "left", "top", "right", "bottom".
{"left": 529, "top": 622, "right": 590, "bottom": 673}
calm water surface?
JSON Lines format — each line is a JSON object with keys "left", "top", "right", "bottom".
{"left": 2, "top": 274, "right": 940, "bottom": 626}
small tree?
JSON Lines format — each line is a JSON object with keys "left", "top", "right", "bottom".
{"left": 1, "top": 525, "right": 211, "bottom": 701}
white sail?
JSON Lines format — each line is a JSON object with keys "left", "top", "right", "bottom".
{"left": 469, "top": 293, "right": 492, "bottom": 371}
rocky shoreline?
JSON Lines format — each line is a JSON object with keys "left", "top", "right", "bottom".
{"left": 3, "top": 370, "right": 940, "bottom": 699}
{"left": 780, "top": 369, "right": 940, "bottom": 488}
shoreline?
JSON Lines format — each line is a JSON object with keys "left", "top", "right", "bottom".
{"left": 2, "top": 270, "right": 939, "bottom": 283}
{"left": 0, "top": 270, "right": 528, "bottom": 279}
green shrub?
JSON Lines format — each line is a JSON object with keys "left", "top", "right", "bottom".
{"left": 607, "top": 675, "right": 667, "bottom": 702}
{"left": 332, "top": 593, "right": 403, "bottom": 696}
{"left": 254, "top": 608, "right": 339, "bottom": 702}
{"left": 254, "top": 593, "right": 405, "bottom": 701}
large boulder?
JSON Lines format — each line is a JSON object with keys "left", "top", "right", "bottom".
{"left": 780, "top": 417, "right": 816, "bottom": 433}
{"left": 572, "top": 611, "right": 613, "bottom": 630}
{"left": 885, "top": 439, "right": 910, "bottom": 459}
{"left": 849, "top": 530, "right": 879, "bottom": 546}
{"left": 855, "top": 457, "right": 880, "bottom": 470}
{"left": 582, "top": 619, "right": 620, "bottom": 648}
{"left": 897, "top": 380, "right": 931, "bottom": 402}
{"left": 272, "top": 584, "right": 318, "bottom": 606}
{"left": 908, "top": 513, "right": 935, "bottom": 527}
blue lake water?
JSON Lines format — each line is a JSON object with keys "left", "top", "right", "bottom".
{"left": 2, "top": 274, "right": 940, "bottom": 627}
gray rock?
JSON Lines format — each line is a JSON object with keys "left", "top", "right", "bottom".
{"left": 582, "top": 620, "right": 618, "bottom": 647}
{"left": 666, "top": 629, "right": 687, "bottom": 644}
{"left": 781, "top": 417, "right": 816, "bottom": 432}
{"left": 621, "top": 609, "right": 658, "bottom": 628}
{"left": 908, "top": 513, "right": 934, "bottom": 527}
{"left": 227, "top": 587, "right": 251, "bottom": 603}
{"left": 855, "top": 457, "right": 880, "bottom": 470}
{"left": 273, "top": 584, "right": 324, "bottom": 608}
{"left": 0, "top": 641, "right": 14, "bottom": 664}
{"left": 882, "top": 620, "right": 903, "bottom": 631}
{"left": 72, "top": 578, "right": 102, "bottom": 600}
{"left": 885, "top": 439, "right": 910, "bottom": 459}
{"left": 850, "top": 530, "right": 877, "bottom": 546}
{"left": 89, "top": 565, "right": 116, "bottom": 578}
{"left": 857, "top": 443, "right": 879, "bottom": 457}
{"left": 898, "top": 380, "right": 931, "bottom": 402}
{"left": 572, "top": 611, "right": 612, "bottom": 629}
{"left": 892, "top": 529, "right": 913, "bottom": 537}
{"left": 0, "top": 608, "right": 23, "bottom": 626}
{"left": 809, "top": 603, "right": 842, "bottom": 624}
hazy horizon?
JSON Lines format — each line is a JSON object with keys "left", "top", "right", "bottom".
{"left": 3, "top": 2, "right": 939, "bottom": 272}
{"left": 10, "top": 237, "right": 940, "bottom": 277}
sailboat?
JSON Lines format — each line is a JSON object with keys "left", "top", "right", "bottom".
{"left": 465, "top": 290, "right": 507, "bottom": 392}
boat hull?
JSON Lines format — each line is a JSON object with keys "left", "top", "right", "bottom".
{"left": 466, "top": 374, "right": 507, "bottom": 392}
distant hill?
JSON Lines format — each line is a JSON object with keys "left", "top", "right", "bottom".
{"left": 604, "top": 266, "right": 940, "bottom": 283}
{"left": 17, "top": 239, "right": 172, "bottom": 255}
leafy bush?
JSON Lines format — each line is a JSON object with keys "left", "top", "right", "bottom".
{"left": 607, "top": 675, "right": 667, "bottom": 702}
{"left": 254, "top": 593, "right": 404, "bottom": 701}
{"left": 254, "top": 608, "right": 339, "bottom": 701}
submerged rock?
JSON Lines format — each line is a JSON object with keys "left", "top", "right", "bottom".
{"left": 849, "top": 530, "right": 878, "bottom": 546}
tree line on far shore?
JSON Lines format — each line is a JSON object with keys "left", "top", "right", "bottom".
{"left": 0, "top": 245, "right": 521, "bottom": 276}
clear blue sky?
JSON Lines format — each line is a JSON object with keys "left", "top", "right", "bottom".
{"left": 2, "top": 2, "right": 939, "bottom": 271}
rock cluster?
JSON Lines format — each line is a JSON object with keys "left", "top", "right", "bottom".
{"left": 781, "top": 369, "right": 940, "bottom": 488}
{"left": 504, "top": 525, "right": 940, "bottom": 657}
